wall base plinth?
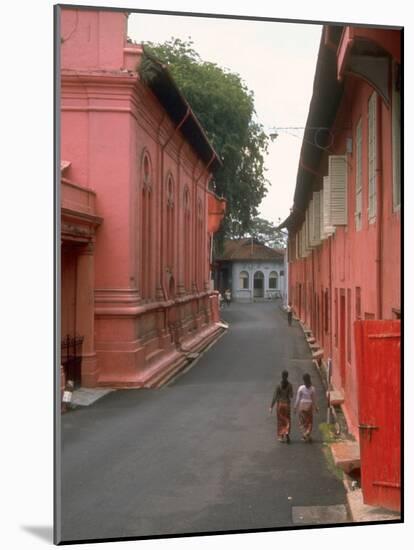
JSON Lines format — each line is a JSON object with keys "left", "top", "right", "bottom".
{"left": 80, "top": 353, "right": 99, "bottom": 387}
{"left": 96, "top": 322, "right": 225, "bottom": 389}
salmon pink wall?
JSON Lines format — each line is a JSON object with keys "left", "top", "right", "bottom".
{"left": 60, "top": 7, "right": 224, "bottom": 388}
{"left": 61, "top": 9, "right": 126, "bottom": 70}
{"left": 288, "top": 32, "right": 401, "bottom": 436}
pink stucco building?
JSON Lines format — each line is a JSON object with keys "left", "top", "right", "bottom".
{"left": 60, "top": 8, "right": 226, "bottom": 389}
{"left": 280, "top": 25, "right": 401, "bottom": 511}
{"left": 281, "top": 25, "right": 401, "bottom": 436}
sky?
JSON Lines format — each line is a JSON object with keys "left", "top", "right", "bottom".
{"left": 128, "top": 13, "right": 322, "bottom": 226}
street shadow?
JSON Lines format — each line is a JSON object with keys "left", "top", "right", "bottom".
{"left": 21, "top": 525, "right": 53, "bottom": 543}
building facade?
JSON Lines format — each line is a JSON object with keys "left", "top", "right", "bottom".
{"left": 280, "top": 25, "right": 401, "bottom": 510}
{"left": 282, "top": 25, "right": 401, "bottom": 436}
{"left": 216, "top": 239, "right": 286, "bottom": 302}
{"left": 60, "top": 8, "right": 226, "bottom": 389}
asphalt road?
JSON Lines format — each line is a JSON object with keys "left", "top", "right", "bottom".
{"left": 60, "top": 301, "right": 347, "bottom": 542}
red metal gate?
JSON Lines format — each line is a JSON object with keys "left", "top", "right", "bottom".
{"left": 354, "top": 320, "right": 401, "bottom": 512}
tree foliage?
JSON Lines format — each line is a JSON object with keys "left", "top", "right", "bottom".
{"left": 229, "top": 216, "right": 287, "bottom": 249}
{"left": 142, "top": 38, "right": 269, "bottom": 245}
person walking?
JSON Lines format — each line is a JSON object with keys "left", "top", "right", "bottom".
{"left": 294, "top": 373, "right": 319, "bottom": 442}
{"left": 224, "top": 288, "right": 232, "bottom": 307}
{"left": 286, "top": 302, "right": 293, "bottom": 326}
{"left": 218, "top": 292, "right": 224, "bottom": 310}
{"left": 269, "top": 370, "right": 293, "bottom": 443}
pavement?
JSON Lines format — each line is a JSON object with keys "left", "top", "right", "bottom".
{"left": 59, "top": 302, "right": 361, "bottom": 542}
{"left": 70, "top": 387, "right": 115, "bottom": 407}
{"left": 295, "top": 319, "right": 401, "bottom": 525}
{"left": 345, "top": 483, "right": 401, "bottom": 522}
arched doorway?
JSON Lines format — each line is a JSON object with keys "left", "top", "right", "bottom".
{"left": 253, "top": 271, "right": 264, "bottom": 299}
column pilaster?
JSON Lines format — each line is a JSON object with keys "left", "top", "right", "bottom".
{"left": 76, "top": 240, "right": 98, "bottom": 387}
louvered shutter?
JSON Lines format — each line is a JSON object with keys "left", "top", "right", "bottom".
{"left": 312, "top": 191, "right": 321, "bottom": 246}
{"left": 355, "top": 119, "right": 362, "bottom": 231}
{"left": 322, "top": 176, "right": 335, "bottom": 237}
{"left": 300, "top": 223, "right": 308, "bottom": 258}
{"left": 308, "top": 201, "right": 314, "bottom": 247}
{"left": 368, "top": 92, "right": 377, "bottom": 220}
{"left": 304, "top": 217, "right": 310, "bottom": 257}
{"left": 329, "top": 155, "right": 347, "bottom": 225}
{"left": 295, "top": 230, "right": 300, "bottom": 260}
{"left": 392, "top": 65, "right": 401, "bottom": 211}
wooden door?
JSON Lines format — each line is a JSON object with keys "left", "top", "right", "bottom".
{"left": 339, "top": 290, "right": 346, "bottom": 387}
{"left": 354, "top": 320, "right": 401, "bottom": 511}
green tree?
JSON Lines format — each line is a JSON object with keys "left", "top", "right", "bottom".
{"left": 140, "top": 38, "right": 269, "bottom": 246}
{"left": 230, "top": 216, "right": 287, "bottom": 248}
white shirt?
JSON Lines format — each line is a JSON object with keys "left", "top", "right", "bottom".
{"left": 295, "top": 384, "right": 316, "bottom": 409}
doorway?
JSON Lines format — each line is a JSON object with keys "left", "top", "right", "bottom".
{"left": 339, "top": 289, "right": 346, "bottom": 388}
{"left": 253, "top": 271, "right": 264, "bottom": 299}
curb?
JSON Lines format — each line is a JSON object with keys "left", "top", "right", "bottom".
{"left": 342, "top": 478, "right": 401, "bottom": 523}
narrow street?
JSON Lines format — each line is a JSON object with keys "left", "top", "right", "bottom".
{"left": 61, "top": 302, "right": 348, "bottom": 542}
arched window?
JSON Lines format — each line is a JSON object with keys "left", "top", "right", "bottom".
{"left": 269, "top": 271, "right": 279, "bottom": 289}
{"left": 183, "top": 186, "right": 191, "bottom": 291}
{"left": 166, "top": 175, "right": 174, "bottom": 271}
{"left": 141, "top": 152, "right": 153, "bottom": 299}
{"left": 196, "top": 198, "right": 203, "bottom": 290}
{"left": 239, "top": 271, "right": 249, "bottom": 289}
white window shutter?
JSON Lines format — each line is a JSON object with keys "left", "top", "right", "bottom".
{"left": 312, "top": 191, "right": 321, "bottom": 246}
{"left": 308, "top": 201, "right": 314, "bottom": 247}
{"left": 304, "top": 216, "right": 310, "bottom": 256}
{"left": 300, "top": 223, "right": 309, "bottom": 258}
{"left": 320, "top": 188, "right": 325, "bottom": 239}
{"left": 300, "top": 224, "right": 304, "bottom": 258}
{"left": 322, "top": 176, "right": 335, "bottom": 237}
{"left": 295, "top": 230, "right": 300, "bottom": 259}
{"left": 392, "top": 67, "right": 401, "bottom": 211}
{"left": 368, "top": 92, "right": 377, "bottom": 220}
{"left": 355, "top": 119, "right": 362, "bottom": 231}
{"left": 329, "top": 155, "right": 347, "bottom": 225}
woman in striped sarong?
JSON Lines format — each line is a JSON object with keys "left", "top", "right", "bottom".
{"left": 269, "top": 371, "right": 293, "bottom": 443}
{"left": 294, "top": 373, "right": 319, "bottom": 442}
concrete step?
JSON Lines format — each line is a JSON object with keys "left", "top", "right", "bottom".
{"left": 330, "top": 441, "right": 360, "bottom": 474}
{"left": 145, "top": 348, "right": 165, "bottom": 365}
{"left": 148, "top": 324, "right": 226, "bottom": 388}
{"left": 292, "top": 504, "right": 348, "bottom": 525}
{"left": 328, "top": 389, "right": 345, "bottom": 406}
{"left": 312, "top": 349, "right": 324, "bottom": 360}
{"left": 346, "top": 487, "right": 401, "bottom": 522}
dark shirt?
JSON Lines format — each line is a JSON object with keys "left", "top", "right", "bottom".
{"left": 271, "top": 382, "right": 293, "bottom": 408}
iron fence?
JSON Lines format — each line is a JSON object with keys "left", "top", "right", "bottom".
{"left": 61, "top": 334, "right": 84, "bottom": 388}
